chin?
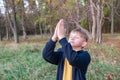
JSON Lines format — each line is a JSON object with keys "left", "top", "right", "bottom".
{"left": 71, "top": 45, "right": 76, "bottom": 47}
{"left": 70, "top": 43, "right": 74, "bottom": 46}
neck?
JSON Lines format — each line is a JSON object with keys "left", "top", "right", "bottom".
{"left": 72, "top": 47, "right": 82, "bottom": 51}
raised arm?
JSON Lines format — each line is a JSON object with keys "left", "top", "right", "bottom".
{"left": 42, "top": 19, "right": 64, "bottom": 65}
{"left": 42, "top": 39, "right": 61, "bottom": 65}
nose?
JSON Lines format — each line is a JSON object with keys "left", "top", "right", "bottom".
{"left": 69, "top": 37, "right": 75, "bottom": 41}
{"left": 71, "top": 38, "right": 74, "bottom": 41}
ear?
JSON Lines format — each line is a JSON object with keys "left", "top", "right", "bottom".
{"left": 82, "top": 41, "right": 87, "bottom": 47}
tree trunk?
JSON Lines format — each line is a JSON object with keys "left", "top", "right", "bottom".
{"left": 21, "top": 0, "right": 27, "bottom": 39}
{"left": 90, "top": 0, "right": 96, "bottom": 40}
{"left": 39, "top": 22, "right": 44, "bottom": 38}
{"left": 111, "top": 1, "right": 114, "bottom": 35}
{"left": 5, "top": 11, "right": 15, "bottom": 40}
{"left": 34, "top": 26, "right": 37, "bottom": 35}
{"left": 6, "top": 26, "right": 10, "bottom": 40}
{"left": 11, "top": 0, "right": 19, "bottom": 43}
{"left": 4, "top": 0, "right": 19, "bottom": 43}
{"left": 0, "top": 32, "right": 2, "bottom": 42}
{"left": 96, "top": 0, "right": 102, "bottom": 44}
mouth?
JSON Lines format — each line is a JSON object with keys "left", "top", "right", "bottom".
{"left": 69, "top": 41, "right": 74, "bottom": 44}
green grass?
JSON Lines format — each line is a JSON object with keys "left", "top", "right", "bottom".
{"left": 0, "top": 43, "right": 57, "bottom": 80}
{"left": 0, "top": 35, "right": 120, "bottom": 80}
{"left": 86, "top": 43, "right": 120, "bottom": 80}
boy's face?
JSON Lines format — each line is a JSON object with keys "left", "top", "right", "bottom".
{"left": 68, "top": 31, "right": 87, "bottom": 49}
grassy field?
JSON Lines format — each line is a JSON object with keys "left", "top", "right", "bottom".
{"left": 0, "top": 34, "right": 120, "bottom": 80}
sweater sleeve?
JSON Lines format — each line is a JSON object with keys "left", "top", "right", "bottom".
{"left": 42, "top": 39, "right": 61, "bottom": 65}
{"left": 59, "top": 38, "right": 91, "bottom": 69}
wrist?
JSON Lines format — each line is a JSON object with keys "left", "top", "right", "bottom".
{"left": 52, "top": 36, "right": 58, "bottom": 42}
{"left": 59, "top": 36, "right": 66, "bottom": 40}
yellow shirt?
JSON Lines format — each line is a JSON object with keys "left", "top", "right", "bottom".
{"left": 63, "top": 58, "right": 72, "bottom": 80}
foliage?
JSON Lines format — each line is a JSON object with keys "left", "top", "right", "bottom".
{"left": 81, "top": 20, "right": 88, "bottom": 29}
{"left": 65, "top": 0, "right": 75, "bottom": 10}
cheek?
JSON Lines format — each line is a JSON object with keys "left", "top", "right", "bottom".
{"left": 75, "top": 40, "right": 83, "bottom": 45}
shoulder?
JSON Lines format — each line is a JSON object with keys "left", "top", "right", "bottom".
{"left": 78, "top": 50, "right": 91, "bottom": 60}
{"left": 78, "top": 50, "right": 90, "bottom": 55}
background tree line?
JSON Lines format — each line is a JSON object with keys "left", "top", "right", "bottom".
{"left": 0, "top": 0, "right": 120, "bottom": 43}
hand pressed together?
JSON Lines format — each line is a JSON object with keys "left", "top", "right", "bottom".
{"left": 52, "top": 19, "right": 66, "bottom": 41}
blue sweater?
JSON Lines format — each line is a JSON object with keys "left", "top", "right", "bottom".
{"left": 42, "top": 38, "right": 91, "bottom": 80}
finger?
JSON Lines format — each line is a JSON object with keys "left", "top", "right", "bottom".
{"left": 56, "top": 20, "right": 61, "bottom": 29}
{"left": 55, "top": 19, "right": 62, "bottom": 33}
{"left": 55, "top": 26, "right": 58, "bottom": 34}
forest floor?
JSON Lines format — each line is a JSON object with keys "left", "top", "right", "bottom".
{"left": 1, "top": 34, "right": 120, "bottom": 54}
{"left": 103, "top": 34, "right": 120, "bottom": 50}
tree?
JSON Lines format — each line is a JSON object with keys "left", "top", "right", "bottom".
{"left": 26, "top": 0, "right": 39, "bottom": 35}
{"left": 21, "top": 0, "right": 27, "bottom": 39}
{"left": 0, "top": 13, "right": 4, "bottom": 41}
{"left": 4, "top": 0, "right": 19, "bottom": 43}
{"left": 61, "top": 0, "right": 91, "bottom": 39}
{"left": 90, "top": 0, "right": 96, "bottom": 40}
{"left": 34, "top": 0, "right": 48, "bottom": 37}
{"left": 96, "top": 0, "right": 103, "bottom": 43}
{"left": 0, "top": 0, "right": 119, "bottom": 43}
{"left": 110, "top": 0, "right": 114, "bottom": 35}
{"left": 89, "top": 0, "right": 104, "bottom": 43}
{"left": 105, "top": 0, "right": 115, "bottom": 35}
{"left": 47, "top": 0, "right": 59, "bottom": 35}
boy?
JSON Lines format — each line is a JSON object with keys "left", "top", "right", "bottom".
{"left": 42, "top": 19, "right": 91, "bottom": 80}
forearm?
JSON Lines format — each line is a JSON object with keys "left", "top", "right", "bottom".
{"left": 51, "top": 36, "right": 58, "bottom": 42}
{"left": 59, "top": 38, "right": 75, "bottom": 62}
{"left": 42, "top": 39, "right": 59, "bottom": 64}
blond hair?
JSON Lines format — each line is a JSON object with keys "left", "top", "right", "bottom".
{"left": 71, "top": 28, "right": 88, "bottom": 42}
